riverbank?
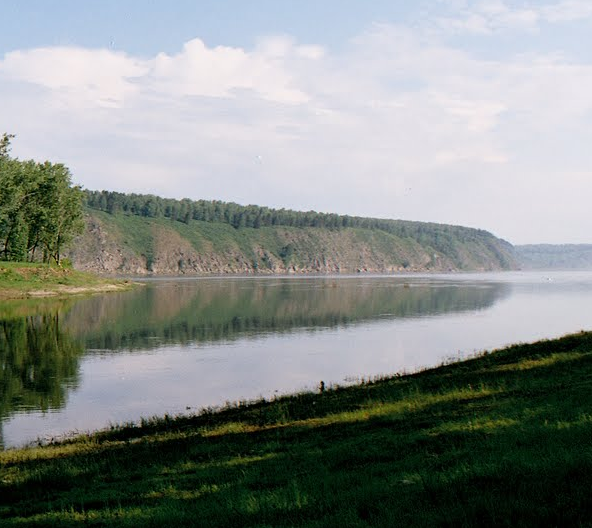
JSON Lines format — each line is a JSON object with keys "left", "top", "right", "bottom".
{"left": 0, "top": 262, "right": 135, "bottom": 300}
{"left": 67, "top": 208, "right": 517, "bottom": 275}
{"left": 1, "top": 331, "right": 591, "bottom": 526}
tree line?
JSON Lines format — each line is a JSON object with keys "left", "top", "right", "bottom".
{"left": 84, "top": 189, "right": 503, "bottom": 260}
{"left": 0, "top": 134, "right": 84, "bottom": 264}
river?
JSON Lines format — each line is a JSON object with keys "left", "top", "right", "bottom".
{"left": 1, "top": 271, "right": 591, "bottom": 449}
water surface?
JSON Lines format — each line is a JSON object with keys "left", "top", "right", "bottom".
{"left": 1, "top": 271, "right": 591, "bottom": 448}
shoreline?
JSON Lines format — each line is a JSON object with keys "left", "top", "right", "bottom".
{"left": 0, "top": 262, "right": 138, "bottom": 300}
{"left": 1, "top": 331, "right": 591, "bottom": 525}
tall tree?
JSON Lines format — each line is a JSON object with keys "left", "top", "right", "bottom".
{"left": 0, "top": 135, "right": 84, "bottom": 264}
{"left": 0, "top": 133, "right": 15, "bottom": 159}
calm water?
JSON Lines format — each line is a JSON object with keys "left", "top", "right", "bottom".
{"left": 1, "top": 271, "right": 592, "bottom": 449}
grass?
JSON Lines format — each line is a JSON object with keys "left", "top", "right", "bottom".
{"left": 89, "top": 209, "right": 510, "bottom": 274}
{"left": 2, "top": 331, "right": 592, "bottom": 526}
{"left": 0, "top": 261, "right": 135, "bottom": 299}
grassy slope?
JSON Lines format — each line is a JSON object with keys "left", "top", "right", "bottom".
{"left": 72, "top": 210, "right": 517, "bottom": 274}
{"left": 1, "top": 332, "right": 592, "bottom": 526}
{"left": 0, "top": 262, "right": 134, "bottom": 299}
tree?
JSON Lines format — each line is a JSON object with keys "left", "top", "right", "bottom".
{"left": 34, "top": 163, "right": 84, "bottom": 264}
{"left": 0, "top": 133, "right": 15, "bottom": 159}
{"left": 0, "top": 134, "right": 84, "bottom": 264}
{"left": 0, "top": 158, "right": 40, "bottom": 261}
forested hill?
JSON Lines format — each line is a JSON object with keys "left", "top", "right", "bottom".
{"left": 515, "top": 244, "right": 592, "bottom": 270}
{"left": 68, "top": 190, "right": 517, "bottom": 275}
{"left": 84, "top": 190, "right": 503, "bottom": 243}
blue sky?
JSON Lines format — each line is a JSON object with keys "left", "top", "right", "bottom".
{"left": 0, "top": 1, "right": 416, "bottom": 54}
{"left": 1, "top": 0, "right": 591, "bottom": 243}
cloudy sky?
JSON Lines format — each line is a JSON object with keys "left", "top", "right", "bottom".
{"left": 1, "top": 0, "right": 591, "bottom": 244}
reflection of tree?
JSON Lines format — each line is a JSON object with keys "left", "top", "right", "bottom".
{"left": 65, "top": 279, "right": 511, "bottom": 352}
{"left": 0, "top": 278, "right": 511, "bottom": 447}
{"left": 0, "top": 311, "right": 83, "bottom": 448}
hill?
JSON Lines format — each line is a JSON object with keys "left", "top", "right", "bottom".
{"left": 66, "top": 191, "right": 517, "bottom": 275}
{"left": 515, "top": 244, "right": 592, "bottom": 270}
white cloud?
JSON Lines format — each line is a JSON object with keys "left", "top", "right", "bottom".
{"left": 0, "top": 15, "right": 591, "bottom": 243}
{"left": 437, "top": 0, "right": 540, "bottom": 34}
{"left": 437, "top": 0, "right": 592, "bottom": 35}
{"left": 542, "top": 0, "right": 592, "bottom": 22}
{"left": 149, "top": 37, "right": 310, "bottom": 104}
{"left": 0, "top": 47, "right": 146, "bottom": 109}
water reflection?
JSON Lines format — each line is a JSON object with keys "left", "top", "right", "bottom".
{"left": 0, "top": 300, "right": 84, "bottom": 448}
{"left": 64, "top": 277, "right": 510, "bottom": 352}
{"left": 0, "top": 276, "right": 510, "bottom": 447}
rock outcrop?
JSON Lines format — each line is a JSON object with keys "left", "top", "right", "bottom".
{"left": 67, "top": 210, "right": 518, "bottom": 276}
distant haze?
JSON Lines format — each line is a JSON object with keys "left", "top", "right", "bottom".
{"left": 515, "top": 244, "right": 592, "bottom": 270}
{"left": 1, "top": 1, "right": 591, "bottom": 244}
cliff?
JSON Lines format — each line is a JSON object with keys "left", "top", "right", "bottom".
{"left": 66, "top": 209, "right": 518, "bottom": 275}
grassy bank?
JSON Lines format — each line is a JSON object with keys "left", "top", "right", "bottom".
{"left": 0, "top": 262, "right": 134, "bottom": 299}
{"left": 2, "top": 332, "right": 592, "bottom": 526}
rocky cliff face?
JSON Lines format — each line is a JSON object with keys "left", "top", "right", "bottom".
{"left": 67, "top": 211, "right": 518, "bottom": 275}
{"left": 69, "top": 216, "right": 148, "bottom": 275}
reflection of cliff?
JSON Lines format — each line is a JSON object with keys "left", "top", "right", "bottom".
{"left": 65, "top": 278, "right": 510, "bottom": 352}
{"left": 0, "top": 306, "right": 84, "bottom": 447}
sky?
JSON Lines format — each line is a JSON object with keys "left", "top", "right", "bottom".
{"left": 1, "top": 0, "right": 591, "bottom": 244}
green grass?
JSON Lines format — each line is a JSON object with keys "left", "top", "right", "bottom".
{"left": 0, "top": 262, "right": 134, "bottom": 299}
{"left": 87, "top": 209, "right": 515, "bottom": 274}
{"left": 2, "top": 331, "right": 592, "bottom": 526}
